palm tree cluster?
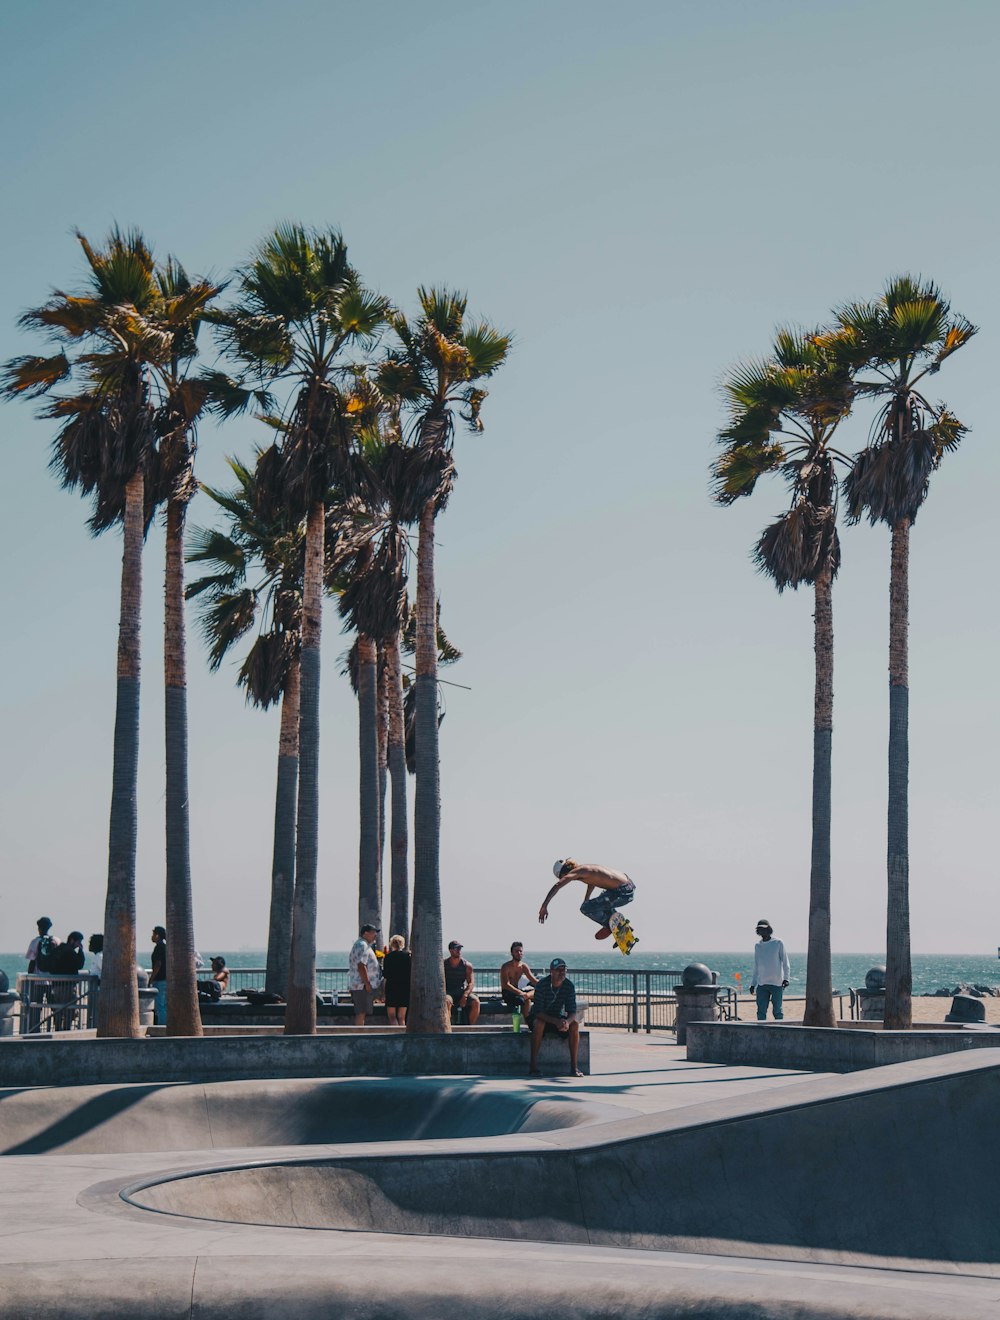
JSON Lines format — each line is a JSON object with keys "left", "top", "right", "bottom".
{"left": 713, "top": 276, "right": 976, "bottom": 1029}
{"left": 4, "top": 224, "right": 510, "bottom": 1038}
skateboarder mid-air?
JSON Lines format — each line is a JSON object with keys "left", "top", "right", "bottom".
{"left": 539, "top": 860, "right": 636, "bottom": 941}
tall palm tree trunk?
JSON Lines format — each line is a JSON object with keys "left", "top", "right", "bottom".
{"left": 265, "top": 656, "right": 299, "bottom": 997}
{"left": 164, "top": 497, "right": 202, "bottom": 1036}
{"left": 377, "top": 644, "right": 389, "bottom": 910}
{"left": 285, "top": 503, "right": 323, "bottom": 1035}
{"left": 803, "top": 565, "right": 835, "bottom": 1027}
{"left": 98, "top": 469, "right": 144, "bottom": 1038}
{"left": 357, "top": 633, "right": 382, "bottom": 933}
{"left": 386, "top": 630, "right": 409, "bottom": 939}
{"left": 885, "top": 517, "right": 912, "bottom": 1029}
{"left": 407, "top": 500, "right": 449, "bottom": 1033}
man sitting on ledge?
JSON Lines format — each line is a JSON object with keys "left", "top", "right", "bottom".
{"left": 529, "top": 957, "right": 583, "bottom": 1077}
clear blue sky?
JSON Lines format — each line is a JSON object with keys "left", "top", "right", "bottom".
{"left": 1, "top": 0, "right": 997, "bottom": 954}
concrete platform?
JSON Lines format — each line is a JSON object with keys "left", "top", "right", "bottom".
{"left": 2, "top": 1032, "right": 998, "bottom": 1318}
{"left": 0, "top": 1025, "right": 589, "bottom": 1086}
{"left": 687, "top": 1019, "right": 1000, "bottom": 1071}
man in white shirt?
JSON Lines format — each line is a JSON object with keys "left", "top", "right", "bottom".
{"left": 749, "top": 919, "right": 790, "bottom": 1020}
{"left": 348, "top": 924, "right": 382, "bottom": 1026}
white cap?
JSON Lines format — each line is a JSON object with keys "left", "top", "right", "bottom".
{"left": 553, "top": 859, "right": 567, "bottom": 879}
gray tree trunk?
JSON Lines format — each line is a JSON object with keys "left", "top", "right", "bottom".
{"left": 98, "top": 469, "right": 143, "bottom": 1038}
{"left": 407, "top": 500, "right": 449, "bottom": 1033}
{"left": 164, "top": 496, "right": 202, "bottom": 1037}
{"left": 357, "top": 633, "right": 382, "bottom": 935}
{"left": 285, "top": 503, "right": 323, "bottom": 1035}
{"left": 377, "top": 643, "right": 389, "bottom": 915}
{"left": 265, "top": 656, "right": 299, "bottom": 997}
{"left": 884, "top": 518, "right": 912, "bottom": 1029}
{"left": 386, "top": 630, "right": 409, "bottom": 940}
{"left": 803, "top": 565, "right": 835, "bottom": 1027}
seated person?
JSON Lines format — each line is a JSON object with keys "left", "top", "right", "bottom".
{"left": 499, "top": 941, "right": 537, "bottom": 1013}
{"left": 528, "top": 957, "right": 582, "bottom": 1077}
{"left": 197, "top": 956, "right": 230, "bottom": 1000}
{"left": 443, "top": 941, "right": 480, "bottom": 1024}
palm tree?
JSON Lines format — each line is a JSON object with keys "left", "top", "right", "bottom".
{"left": 186, "top": 455, "right": 303, "bottom": 999}
{"left": 836, "top": 277, "right": 976, "bottom": 1029}
{"left": 150, "top": 257, "right": 222, "bottom": 1037}
{"left": 2, "top": 227, "right": 174, "bottom": 1038}
{"left": 214, "top": 225, "right": 388, "bottom": 1033}
{"left": 714, "top": 329, "right": 855, "bottom": 1027}
{"left": 338, "top": 527, "right": 408, "bottom": 936}
{"left": 379, "top": 291, "right": 509, "bottom": 1032}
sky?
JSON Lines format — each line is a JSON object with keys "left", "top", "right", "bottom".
{"left": 0, "top": 0, "right": 998, "bottom": 956}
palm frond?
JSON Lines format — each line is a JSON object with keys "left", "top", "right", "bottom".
{"left": 0, "top": 352, "right": 71, "bottom": 399}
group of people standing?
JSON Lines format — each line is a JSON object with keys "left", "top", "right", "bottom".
{"left": 24, "top": 918, "right": 102, "bottom": 1030}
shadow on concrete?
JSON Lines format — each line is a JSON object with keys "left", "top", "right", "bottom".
{"left": 2, "top": 1084, "right": 173, "bottom": 1154}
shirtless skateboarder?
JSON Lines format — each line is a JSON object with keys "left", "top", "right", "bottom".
{"left": 539, "top": 859, "right": 636, "bottom": 940}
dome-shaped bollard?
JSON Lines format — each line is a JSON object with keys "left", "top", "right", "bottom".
{"left": 675, "top": 963, "right": 720, "bottom": 1045}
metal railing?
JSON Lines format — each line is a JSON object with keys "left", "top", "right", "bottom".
{"left": 214, "top": 966, "right": 724, "bottom": 1033}
{"left": 15, "top": 974, "right": 99, "bottom": 1035}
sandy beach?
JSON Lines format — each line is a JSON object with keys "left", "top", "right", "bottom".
{"left": 734, "top": 993, "right": 1000, "bottom": 1026}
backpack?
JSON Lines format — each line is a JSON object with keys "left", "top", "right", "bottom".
{"left": 35, "top": 935, "right": 55, "bottom": 972}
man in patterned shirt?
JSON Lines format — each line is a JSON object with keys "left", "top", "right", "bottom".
{"left": 528, "top": 957, "right": 582, "bottom": 1077}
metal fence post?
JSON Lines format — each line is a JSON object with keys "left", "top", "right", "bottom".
{"left": 644, "top": 972, "right": 651, "bottom": 1033}
{"left": 631, "top": 973, "right": 639, "bottom": 1033}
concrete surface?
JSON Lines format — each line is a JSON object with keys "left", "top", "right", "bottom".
{"left": 0, "top": 1026, "right": 588, "bottom": 1087}
{"left": 2, "top": 1033, "right": 999, "bottom": 1318}
{"left": 687, "top": 1020, "right": 1000, "bottom": 1071}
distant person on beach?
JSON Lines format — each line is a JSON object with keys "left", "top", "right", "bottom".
{"left": 150, "top": 926, "right": 167, "bottom": 1025}
{"left": 382, "top": 935, "right": 411, "bottom": 1025}
{"left": 444, "top": 941, "right": 481, "bottom": 1024}
{"left": 749, "top": 919, "right": 790, "bottom": 1020}
{"left": 528, "top": 957, "right": 583, "bottom": 1077}
{"left": 500, "top": 942, "right": 537, "bottom": 1014}
{"left": 540, "top": 860, "right": 635, "bottom": 940}
{"left": 348, "top": 925, "right": 382, "bottom": 1026}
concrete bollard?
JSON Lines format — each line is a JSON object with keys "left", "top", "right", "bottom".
{"left": 675, "top": 963, "right": 719, "bottom": 1045}
{"left": 0, "top": 991, "right": 18, "bottom": 1037}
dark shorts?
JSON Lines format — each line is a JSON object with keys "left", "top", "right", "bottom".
{"left": 502, "top": 987, "right": 530, "bottom": 1009}
{"left": 580, "top": 878, "right": 635, "bottom": 926}
{"left": 350, "top": 988, "right": 375, "bottom": 1016}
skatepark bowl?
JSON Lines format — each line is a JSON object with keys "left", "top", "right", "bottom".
{"left": 4, "top": 1045, "right": 1000, "bottom": 1318}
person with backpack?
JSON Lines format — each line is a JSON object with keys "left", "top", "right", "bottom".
{"left": 25, "top": 918, "right": 58, "bottom": 1028}
{"left": 26, "top": 917, "right": 57, "bottom": 973}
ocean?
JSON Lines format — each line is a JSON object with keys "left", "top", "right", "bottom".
{"left": 5, "top": 949, "right": 998, "bottom": 996}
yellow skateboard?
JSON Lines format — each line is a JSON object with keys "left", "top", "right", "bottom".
{"left": 609, "top": 910, "right": 638, "bottom": 955}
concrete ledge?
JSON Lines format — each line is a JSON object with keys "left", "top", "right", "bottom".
{"left": 0, "top": 1029, "right": 588, "bottom": 1087}
{"left": 686, "top": 1021, "right": 1000, "bottom": 1072}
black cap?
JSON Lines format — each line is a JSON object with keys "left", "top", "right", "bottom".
{"left": 549, "top": 957, "right": 567, "bottom": 970}
{"left": 448, "top": 941, "right": 462, "bottom": 950}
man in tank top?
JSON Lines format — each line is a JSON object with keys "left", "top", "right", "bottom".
{"left": 443, "top": 941, "right": 480, "bottom": 1024}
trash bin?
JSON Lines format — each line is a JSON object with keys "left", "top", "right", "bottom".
{"left": 675, "top": 963, "right": 720, "bottom": 1045}
{"left": 138, "top": 987, "right": 158, "bottom": 1028}
{"left": 0, "top": 991, "right": 18, "bottom": 1037}
{"left": 857, "top": 966, "right": 886, "bottom": 1021}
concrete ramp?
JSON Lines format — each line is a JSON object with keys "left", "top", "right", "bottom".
{"left": 0, "top": 1077, "right": 627, "bottom": 1155}
{"left": 126, "top": 1050, "right": 1000, "bottom": 1269}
